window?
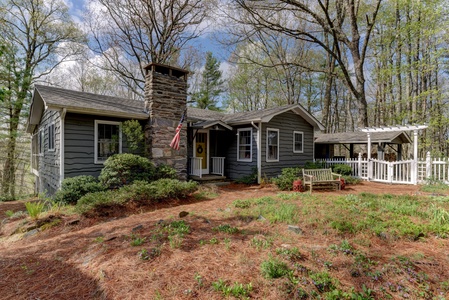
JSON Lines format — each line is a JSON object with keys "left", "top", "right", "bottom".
{"left": 293, "top": 131, "right": 304, "bottom": 153}
{"left": 48, "top": 123, "right": 55, "bottom": 151}
{"left": 95, "top": 120, "right": 122, "bottom": 163}
{"left": 39, "top": 129, "right": 44, "bottom": 154}
{"left": 237, "top": 128, "right": 252, "bottom": 162}
{"left": 266, "top": 128, "right": 279, "bottom": 162}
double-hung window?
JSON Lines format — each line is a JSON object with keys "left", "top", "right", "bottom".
{"left": 293, "top": 131, "right": 304, "bottom": 153}
{"left": 266, "top": 128, "right": 279, "bottom": 162}
{"left": 48, "top": 123, "right": 55, "bottom": 151}
{"left": 95, "top": 120, "right": 122, "bottom": 163}
{"left": 237, "top": 128, "right": 252, "bottom": 162}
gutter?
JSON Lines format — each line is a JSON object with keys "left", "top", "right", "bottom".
{"left": 59, "top": 108, "right": 66, "bottom": 187}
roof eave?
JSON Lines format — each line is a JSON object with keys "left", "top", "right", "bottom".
{"left": 48, "top": 105, "right": 149, "bottom": 120}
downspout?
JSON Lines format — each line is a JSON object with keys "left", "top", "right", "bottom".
{"left": 59, "top": 108, "right": 66, "bottom": 188}
{"left": 251, "top": 121, "right": 261, "bottom": 184}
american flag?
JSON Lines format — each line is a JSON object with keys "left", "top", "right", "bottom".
{"left": 170, "top": 109, "right": 186, "bottom": 150}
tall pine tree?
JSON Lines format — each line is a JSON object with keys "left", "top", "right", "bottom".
{"left": 193, "top": 52, "right": 223, "bottom": 110}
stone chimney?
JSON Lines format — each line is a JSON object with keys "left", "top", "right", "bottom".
{"left": 144, "top": 63, "right": 189, "bottom": 180}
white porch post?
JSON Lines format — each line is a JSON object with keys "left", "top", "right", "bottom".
{"left": 412, "top": 129, "right": 418, "bottom": 184}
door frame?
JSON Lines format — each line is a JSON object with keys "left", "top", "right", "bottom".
{"left": 193, "top": 129, "right": 210, "bottom": 174}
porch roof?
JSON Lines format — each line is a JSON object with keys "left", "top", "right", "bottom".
{"left": 315, "top": 131, "right": 412, "bottom": 145}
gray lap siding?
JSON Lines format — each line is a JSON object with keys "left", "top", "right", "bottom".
{"left": 225, "top": 126, "right": 258, "bottom": 180}
{"left": 64, "top": 113, "right": 132, "bottom": 179}
{"left": 261, "top": 111, "right": 314, "bottom": 178}
{"left": 37, "top": 109, "right": 60, "bottom": 195}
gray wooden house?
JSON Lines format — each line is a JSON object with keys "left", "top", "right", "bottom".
{"left": 26, "top": 63, "right": 324, "bottom": 195}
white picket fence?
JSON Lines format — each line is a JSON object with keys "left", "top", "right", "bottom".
{"left": 317, "top": 152, "right": 449, "bottom": 185}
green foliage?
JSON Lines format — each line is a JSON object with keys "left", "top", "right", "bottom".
{"left": 155, "top": 164, "right": 178, "bottom": 179}
{"left": 130, "top": 234, "right": 146, "bottom": 246}
{"left": 250, "top": 236, "right": 273, "bottom": 250}
{"left": 213, "top": 224, "right": 240, "bottom": 234}
{"left": 212, "top": 279, "right": 253, "bottom": 298}
{"left": 53, "top": 175, "right": 105, "bottom": 205}
{"left": 99, "top": 153, "right": 156, "bottom": 188}
{"left": 421, "top": 179, "right": 449, "bottom": 193}
{"left": 25, "top": 201, "right": 46, "bottom": 219}
{"left": 304, "top": 161, "right": 325, "bottom": 169}
{"left": 233, "top": 199, "right": 252, "bottom": 208}
{"left": 343, "top": 176, "right": 362, "bottom": 185}
{"left": 309, "top": 271, "right": 336, "bottom": 292}
{"left": 276, "top": 247, "right": 302, "bottom": 261}
{"left": 332, "top": 164, "right": 352, "bottom": 176}
{"left": 122, "top": 120, "right": 145, "bottom": 152}
{"left": 261, "top": 257, "right": 290, "bottom": 279}
{"left": 76, "top": 179, "right": 197, "bottom": 215}
{"left": 5, "top": 210, "right": 14, "bottom": 217}
{"left": 235, "top": 167, "right": 258, "bottom": 185}
{"left": 272, "top": 167, "right": 301, "bottom": 191}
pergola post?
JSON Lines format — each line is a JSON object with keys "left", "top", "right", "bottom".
{"left": 367, "top": 132, "right": 372, "bottom": 180}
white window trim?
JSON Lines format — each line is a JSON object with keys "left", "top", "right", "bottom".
{"left": 266, "top": 128, "right": 279, "bottom": 162}
{"left": 237, "top": 128, "right": 252, "bottom": 162}
{"left": 293, "top": 131, "right": 304, "bottom": 153}
{"left": 48, "top": 122, "right": 55, "bottom": 152}
{"left": 94, "top": 120, "right": 122, "bottom": 164}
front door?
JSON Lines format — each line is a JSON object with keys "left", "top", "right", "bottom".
{"left": 195, "top": 131, "right": 209, "bottom": 174}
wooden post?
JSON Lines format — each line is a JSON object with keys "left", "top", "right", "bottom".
{"left": 367, "top": 132, "right": 372, "bottom": 180}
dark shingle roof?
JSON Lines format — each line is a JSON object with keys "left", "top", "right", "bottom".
{"left": 35, "top": 85, "right": 148, "bottom": 119}
{"left": 315, "top": 131, "right": 412, "bottom": 144}
{"left": 187, "top": 104, "right": 324, "bottom": 130}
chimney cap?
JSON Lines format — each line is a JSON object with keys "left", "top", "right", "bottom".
{"left": 144, "top": 63, "right": 189, "bottom": 80}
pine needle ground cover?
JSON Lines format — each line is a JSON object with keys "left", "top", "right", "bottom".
{"left": 0, "top": 182, "right": 448, "bottom": 299}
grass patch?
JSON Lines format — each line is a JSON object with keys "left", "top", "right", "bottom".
{"left": 260, "top": 257, "right": 290, "bottom": 279}
{"left": 212, "top": 279, "right": 252, "bottom": 298}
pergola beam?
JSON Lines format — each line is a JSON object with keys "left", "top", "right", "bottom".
{"left": 360, "top": 125, "right": 428, "bottom": 132}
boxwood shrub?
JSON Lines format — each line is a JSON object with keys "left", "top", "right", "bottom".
{"left": 98, "top": 153, "right": 157, "bottom": 189}
{"left": 76, "top": 179, "right": 198, "bottom": 215}
{"left": 53, "top": 175, "right": 105, "bottom": 205}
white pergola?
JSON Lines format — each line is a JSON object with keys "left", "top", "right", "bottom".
{"left": 360, "top": 125, "right": 428, "bottom": 160}
{"left": 360, "top": 125, "right": 428, "bottom": 184}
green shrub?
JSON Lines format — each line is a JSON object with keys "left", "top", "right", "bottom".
{"left": 235, "top": 167, "right": 258, "bottom": 185}
{"left": 273, "top": 167, "right": 301, "bottom": 191}
{"left": 304, "top": 161, "right": 325, "bottom": 169}
{"left": 76, "top": 179, "right": 198, "bottom": 215}
{"left": 76, "top": 190, "right": 128, "bottom": 214}
{"left": 155, "top": 164, "right": 178, "bottom": 179}
{"left": 343, "top": 175, "right": 361, "bottom": 185}
{"left": 99, "top": 153, "right": 156, "bottom": 188}
{"left": 332, "top": 164, "right": 352, "bottom": 175}
{"left": 54, "top": 175, "right": 105, "bottom": 204}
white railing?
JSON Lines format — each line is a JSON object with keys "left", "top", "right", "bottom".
{"left": 211, "top": 157, "right": 225, "bottom": 176}
{"left": 190, "top": 157, "right": 202, "bottom": 178}
{"left": 417, "top": 153, "right": 449, "bottom": 183}
{"left": 318, "top": 152, "right": 449, "bottom": 185}
{"left": 318, "top": 155, "right": 368, "bottom": 179}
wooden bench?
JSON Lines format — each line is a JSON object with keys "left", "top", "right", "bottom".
{"left": 302, "top": 168, "right": 342, "bottom": 193}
